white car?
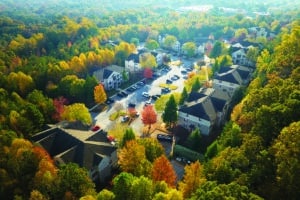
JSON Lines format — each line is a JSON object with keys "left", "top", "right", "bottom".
{"left": 142, "top": 92, "right": 150, "bottom": 98}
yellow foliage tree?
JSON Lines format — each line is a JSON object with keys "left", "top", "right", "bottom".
{"left": 94, "top": 84, "right": 107, "bottom": 104}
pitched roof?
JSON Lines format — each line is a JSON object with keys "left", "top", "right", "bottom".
{"left": 103, "top": 69, "right": 113, "bottom": 79}
{"left": 126, "top": 53, "right": 140, "bottom": 62}
{"left": 187, "top": 92, "right": 206, "bottom": 102}
{"left": 32, "top": 127, "right": 117, "bottom": 170}
{"left": 179, "top": 103, "right": 211, "bottom": 121}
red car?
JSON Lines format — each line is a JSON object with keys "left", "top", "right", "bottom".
{"left": 91, "top": 125, "right": 101, "bottom": 132}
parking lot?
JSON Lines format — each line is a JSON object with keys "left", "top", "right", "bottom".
{"left": 93, "top": 61, "right": 193, "bottom": 135}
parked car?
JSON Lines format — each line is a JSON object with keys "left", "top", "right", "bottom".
{"left": 166, "top": 79, "right": 173, "bottom": 84}
{"left": 136, "top": 81, "right": 145, "bottom": 86}
{"left": 120, "top": 91, "right": 128, "bottom": 97}
{"left": 161, "top": 88, "right": 171, "bottom": 93}
{"left": 142, "top": 92, "right": 150, "bottom": 98}
{"left": 121, "top": 115, "right": 129, "bottom": 123}
{"left": 181, "top": 70, "right": 187, "bottom": 74}
{"left": 152, "top": 94, "right": 161, "bottom": 100}
{"left": 105, "top": 98, "right": 115, "bottom": 104}
{"left": 91, "top": 125, "right": 101, "bottom": 132}
{"left": 157, "top": 134, "right": 173, "bottom": 142}
{"left": 128, "top": 103, "right": 136, "bottom": 108}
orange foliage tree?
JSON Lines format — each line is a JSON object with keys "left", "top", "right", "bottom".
{"left": 141, "top": 105, "right": 157, "bottom": 136}
{"left": 178, "top": 161, "right": 206, "bottom": 199}
{"left": 151, "top": 155, "right": 177, "bottom": 188}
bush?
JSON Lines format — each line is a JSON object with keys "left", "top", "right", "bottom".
{"left": 173, "top": 145, "right": 204, "bottom": 162}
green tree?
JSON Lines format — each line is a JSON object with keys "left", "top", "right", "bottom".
{"left": 112, "top": 172, "right": 135, "bottom": 200}
{"left": 209, "top": 41, "right": 223, "bottom": 58}
{"left": 130, "top": 176, "right": 153, "bottom": 200}
{"left": 272, "top": 121, "right": 300, "bottom": 200}
{"left": 190, "top": 181, "right": 263, "bottom": 200}
{"left": 162, "top": 94, "right": 178, "bottom": 128}
{"left": 184, "top": 128, "right": 202, "bottom": 152}
{"left": 182, "top": 42, "right": 196, "bottom": 58}
{"left": 120, "top": 128, "right": 136, "bottom": 148}
{"left": 145, "top": 39, "right": 159, "bottom": 50}
{"left": 191, "top": 78, "right": 201, "bottom": 92}
{"left": 56, "top": 163, "right": 95, "bottom": 199}
{"left": 96, "top": 189, "right": 115, "bottom": 200}
{"left": 179, "top": 87, "right": 188, "bottom": 105}
{"left": 138, "top": 138, "right": 164, "bottom": 162}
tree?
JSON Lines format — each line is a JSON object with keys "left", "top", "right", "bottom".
{"left": 191, "top": 78, "right": 201, "bottom": 92}
{"left": 56, "top": 163, "right": 96, "bottom": 199}
{"left": 96, "top": 189, "right": 115, "bottom": 200}
{"left": 120, "top": 128, "right": 136, "bottom": 148}
{"left": 272, "top": 121, "right": 300, "bottom": 199}
{"left": 182, "top": 42, "right": 197, "bottom": 58}
{"left": 151, "top": 155, "right": 177, "bottom": 188}
{"left": 138, "top": 138, "right": 164, "bottom": 162}
{"left": 129, "top": 176, "right": 153, "bottom": 200}
{"left": 61, "top": 103, "right": 92, "bottom": 125}
{"left": 94, "top": 84, "right": 107, "bottom": 104}
{"left": 145, "top": 39, "right": 159, "bottom": 50}
{"left": 141, "top": 105, "right": 157, "bottom": 136}
{"left": 140, "top": 52, "right": 157, "bottom": 68}
{"left": 118, "top": 140, "right": 146, "bottom": 175}
{"left": 184, "top": 128, "right": 202, "bottom": 152}
{"left": 113, "top": 172, "right": 135, "bottom": 200}
{"left": 209, "top": 41, "right": 223, "bottom": 58}
{"left": 162, "top": 94, "right": 178, "bottom": 128}
{"left": 179, "top": 161, "right": 206, "bottom": 199}
{"left": 163, "top": 35, "right": 177, "bottom": 49}
{"left": 190, "top": 181, "right": 263, "bottom": 200}
{"left": 143, "top": 67, "right": 153, "bottom": 79}
{"left": 179, "top": 87, "right": 188, "bottom": 105}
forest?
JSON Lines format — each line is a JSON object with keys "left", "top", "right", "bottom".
{"left": 0, "top": 1, "right": 300, "bottom": 199}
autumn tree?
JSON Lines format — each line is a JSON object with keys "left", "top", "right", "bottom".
{"left": 141, "top": 105, "right": 157, "bottom": 136}
{"left": 163, "top": 35, "right": 177, "bottom": 49}
{"left": 138, "top": 138, "right": 164, "bottom": 162}
{"left": 151, "top": 155, "right": 177, "bottom": 188}
{"left": 56, "top": 163, "right": 96, "bottom": 199}
{"left": 162, "top": 94, "right": 178, "bottom": 128}
{"left": 182, "top": 42, "right": 197, "bottom": 58}
{"left": 118, "top": 140, "right": 147, "bottom": 175}
{"left": 140, "top": 52, "right": 157, "bottom": 69}
{"left": 272, "top": 121, "right": 300, "bottom": 199}
{"left": 94, "top": 84, "right": 107, "bottom": 104}
{"left": 178, "top": 161, "right": 206, "bottom": 199}
{"left": 143, "top": 67, "right": 153, "bottom": 79}
{"left": 61, "top": 103, "right": 92, "bottom": 125}
{"left": 96, "top": 189, "right": 115, "bottom": 200}
{"left": 113, "top": 172, "right": 135, "bottom": 200}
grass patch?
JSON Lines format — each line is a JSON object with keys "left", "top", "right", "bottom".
{"left": 154, "top": 92, "right": 181, "bottom": 111}
{"left": 158, "top": 83, "right": 178, "bottom": 90}
{"left": 109, "top": 110, "right": 127, "bottom": 121}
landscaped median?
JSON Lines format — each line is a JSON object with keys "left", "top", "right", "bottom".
{"left": 159, "top": 83, "right": 178, "bottom": 90}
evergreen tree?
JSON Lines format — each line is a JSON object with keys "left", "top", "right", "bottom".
{"left": 191, "top": 78, "right": 201, "bottom": 92}
{"left": 179, "top": 87, "right": 188, "bottom": 105}
{"left": 162, "top": 94, "right": 178, "bottom": 128}
{"left": 120, "top": 128, "right": 136, "bottom": 148}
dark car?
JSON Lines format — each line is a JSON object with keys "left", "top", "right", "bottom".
{"left": 117, "top": 92, "right": 124, "bottom": 97}
{"left": 157, "top": 134, "right": 173, "bottom": 142}
{"left": 105, "top": 98, "right": 115, "bottom": 104}
{"left": 128, "top": 103, "right": 136, "bottom": 108}
{"left": 121, "top": 115, "right": 129, "bottom": 123}
{"left": 152, "top": 94, "right": 161, "bottom": 100}
{"left": 120, "top": 91, "right": 128, "bottom": 97}
{"left": 166, "top": 79, "right": 173, "bottom": 84}
{"left": 136, "top": 81, "right": 145, "bottom": 86}
{"left": 161, "top": 88, "right": 171, "bottom": 93}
